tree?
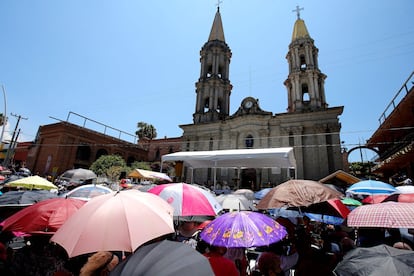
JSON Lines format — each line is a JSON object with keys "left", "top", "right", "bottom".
{"left": 0, "top": 113, "right": 4, "bottom": 126}
{"left": 90, "top": 154, "right": 129, "bottom": 179}
{"left": 130, "top": 161, "right": 151, "bottom": 170}
{"left": 135, "top": 121, "right": 157, "bottom": 140}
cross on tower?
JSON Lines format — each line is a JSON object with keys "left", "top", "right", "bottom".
{"left": 292, "top": 5, "right": 304, "bottom": 19}
{"left": 216, "top": 0, "right": 222, "bottom": 10}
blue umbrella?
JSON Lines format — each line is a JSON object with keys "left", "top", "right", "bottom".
{"left": 254, "top": 188, "right": 272, "bottom": 199}
{"left": 346, "top": 180, "right": 397, "bottom": 195}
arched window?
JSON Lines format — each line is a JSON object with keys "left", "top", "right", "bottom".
{"left": 76, "top": 144, "right": 91, "bottom": 161}
{"left": 207, "top": 64, "right": 213, "bottom": 77}
{"left": 95, "top": 149, "right": 108, "bottom": 160}
{"left": 245, "top": 135, "right": 254, "bottom": 148}
{"left": 300, "top": 55, "right": 306, "bottom": 70}
{"left": 217, "top": 99, "right": 222, "bottom": 112}
{"left": 155, "top": 148, "right": 160, "bottom": 160}
{"left": 218, "top": 66, "right": 223, "bottom": 78}
{"left": 204, "top": 98, "right": 209, "bottom": 112}
{"left": 302, "top": 84, "right": 310, "bottom": 102}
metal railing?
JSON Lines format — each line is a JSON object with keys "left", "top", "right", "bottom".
{"left": 378, "top": 71, "right": 414, "bottom": 125}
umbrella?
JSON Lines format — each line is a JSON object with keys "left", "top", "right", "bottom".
{"left": 0, "top": 190, "right": 58, "bottom": 206}
{"left": 301, "top": 198, "right": 350, "bottom": 219}
{"left": 233, "top": 189, "right": 255, "bottom": 200}
{"left": 347, "top": 202, "right": 414, "bottom": 228}
{"left": 61, "top": 184, "right": 113, "bottom": 201}
{"left": 383, "top": 193, "right": 414, "bottom": 203}
{"left": 216, "top": 194, "right": 256, "bottom": 211}
{"left": 0, "top": 197, "right": 86, "bottom": 235}
{"left": 4, "top": 175, "right": 58, "bottom": 191}
{"left": 58, "top": 168, "right": 97, "bottom": 184}
{"left": 396, "top": 185, "right": 414, "bottom": 194}
{"left": 200, "top": 211, "right": 287, "bottom": 248}
{"left": 361, "top": 194, "right": 389, "bottom": 204}
{"left": 254, "top": 188, "right": 272, "bottom": 200}
{"left": 333, "top": 244, "right": 414, "bottom": 276}
{"left": 148, "top": 183, "right": 222, "bottom": 217}
{"left": 50, "top": 189, "right": 175, "bottom": 258}
{"left": 256, "top": 179, "right": 343, "bottom": 209}
{"left": 110, "top": 240, "right": 214, "bottom": 276}
{"left": 346, "top": 180, "right": 397, "bottom": 195}
{"left": 128, "top": 168, "right": 172, "bottom": 182}
{"left": 341, "top": 197, "right": 362, "bottom": 206}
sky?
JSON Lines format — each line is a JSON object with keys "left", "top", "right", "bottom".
{"left": 0, "top": 1, "right": 413, "bottom": 163}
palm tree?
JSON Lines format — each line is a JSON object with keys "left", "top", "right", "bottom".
{"left": 136, "top": 121, "right": 157, "bottom": 140}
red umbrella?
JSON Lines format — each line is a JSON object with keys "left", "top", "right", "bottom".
{"left": 299, "top": 198, "right": 350, "bottom": 218}
{"left": 362, "top": 194, "right": 389, "bottom": 204}
{"left": 383, "top": 193, "right": 414, "bottom": 203}
{"left": 348, "top": 202, "right": 414, "bottom": 228}
{"left": 0, "top": 197, "right": 86, "bottom": 235}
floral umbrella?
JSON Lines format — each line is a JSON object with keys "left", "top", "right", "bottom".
{"left": 200, "top": 211, "right": 287, "bottom": 248}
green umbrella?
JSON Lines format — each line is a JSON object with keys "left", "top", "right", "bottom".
{"left": 341, "top": 197, "right": 362, "bottom": 206}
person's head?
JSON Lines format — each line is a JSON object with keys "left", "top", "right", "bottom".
{"left": 340, "top": 237, "right": 356, "bottom": 254}
{"left": 178, "top": 221, "right": 198, "bottom": 237}
{"left": 258, "top": 252, "right": 282, "bottom": 276}
{"left": 79, "top": 251, "right": 119, "bottom": 276}
{"left": 209, "top": 245, "right": 227, "bottom": 256}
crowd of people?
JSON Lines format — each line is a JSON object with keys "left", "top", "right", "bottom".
{"left": 0, "top": 208, "right": 413, "bottom": 275}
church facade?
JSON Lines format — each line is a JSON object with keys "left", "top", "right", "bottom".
{"left": 179, "top": 8, "right": 344, "bottom": 189}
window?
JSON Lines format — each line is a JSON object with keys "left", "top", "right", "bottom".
{"left": 245, "top": 135, "right": 254, "bottom": 148}
{"left": 207, "top": 64, "right": 213, "bottom": 78}
{"left": 204, "top": 98, "right": 209, "bottom": 112}
{"left": 302, "top": 84, "right": 310, "bottom": 102}
{"left": 300, "top": 55, "right": 306, "bottom": 70}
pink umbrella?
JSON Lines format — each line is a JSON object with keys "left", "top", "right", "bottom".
{"left": 0, "top": 197, "right": 86, "bottom": 235}
{"left": 50, "top": 189, "right": 175, "bottom": 258}
{"left": 347, "top": 202, "right": 414, "bottom": 228}
{"left": 148, "top": 183, "right": 222, "bottom": 216}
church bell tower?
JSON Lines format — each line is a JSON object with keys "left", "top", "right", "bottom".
{"left": 193, "top": 7, "right": 232, "bottom": 124}
{"left": 284, "top": 6, "right": 328, "bottom": 113}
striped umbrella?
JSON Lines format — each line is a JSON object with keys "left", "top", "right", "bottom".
{"left": 148, "top": 183, "right": 222, "bottom": 217}
{"left": 347, "top": 202, "right": 414, "bottom": 228}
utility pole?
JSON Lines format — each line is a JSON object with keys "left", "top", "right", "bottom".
{"left": 3, "top": 113, "right": 28, "bottom": 168}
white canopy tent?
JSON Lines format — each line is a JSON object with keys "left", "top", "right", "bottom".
{"left": 161, "top": 147, "right": 296, "bottom": 186}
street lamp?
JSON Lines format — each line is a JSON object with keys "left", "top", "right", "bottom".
{"left": 0, "top": 85, "right": 6, "bottom": 148}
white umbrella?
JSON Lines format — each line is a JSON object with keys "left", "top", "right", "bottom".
{"left": 396, "top": 185, "right": 414, "bottom": 194}
{"left": 216, "top": 194, "right": 256, "bottom": 211}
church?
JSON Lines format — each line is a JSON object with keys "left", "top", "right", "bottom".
{"left": 179, "top": 7, "right": 344, "bottom": 189}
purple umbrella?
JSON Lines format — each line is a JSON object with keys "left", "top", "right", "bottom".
{"left": 200, "top": 211, "right": 287, "bottom": 248}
